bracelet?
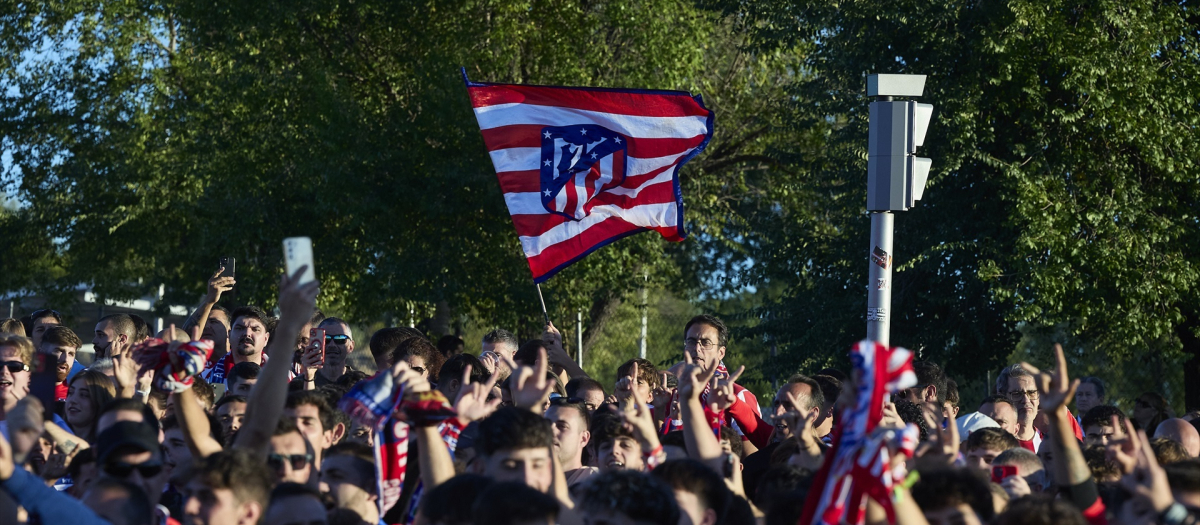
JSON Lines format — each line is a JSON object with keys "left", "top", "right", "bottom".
{"left": 643, "top": 443, "right": 665, "bottom": 471}
{"left": 304, "top": 378, "right": 315, "bottom": 383}
{"left": 892, "top": 471, "right": 920, "bottom": 502}
{"left": 1160, "top": 502, "right": 1188, "bottom": 525}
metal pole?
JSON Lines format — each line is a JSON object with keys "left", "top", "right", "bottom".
{"left": 575, "top": 310, "right": 584, "bottom": 368}
{"left": 866, "top": 211, "right": 894, "bottom": 345}
{"left": 638, "top": 287, "right": 647, "bottom": 359}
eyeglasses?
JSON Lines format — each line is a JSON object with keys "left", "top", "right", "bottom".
{"left": 324, "top": 335, "right": 352, "bottom": 345}
{"left": 1, "top": 360, "right": 30, "bottom": 373}
{"left": 409, "top": 366, "right": 426, "bottom": 374}
{"left": 267, "top": 453, "right": 313, "bottom": 471}
{"left": 30, "top": 308, "right": 62, "bottom": 322}
{"left": 1008, "top": 390, "right": 1040, "bottom": 401}
{"left": 684, "top": 338, "right": 718, "bottom": 350}
{"left": 104, "top": 461, "right": 163, "bottom": 478}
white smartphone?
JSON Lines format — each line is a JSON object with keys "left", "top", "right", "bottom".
{"left": 283, "top": 237, "right": 315, "bottom": 284}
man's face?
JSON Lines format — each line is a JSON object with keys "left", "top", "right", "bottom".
{"left": 229, "top": 317, "right": 269, "bottom": 362}
{"left": 1007, "top": 376, "right": 1039, "bottom": 422}
{"left": 202, "top": 311, "right": 230, "bottom": 355}
{"left": 320, "top": 455, "right": 374, "bottom": 511}
{"left": 93, "top": 321, "right": 124, "bottom": 358}
{"left": 30, "top": 317, "right": 58, "bottom": 348}
{"left": 264, "top": 495, "right": 329, "bottom": 525}
{"left": 598, "top": 437, "right": 645, "bottom": 472}
{"left": 101, "top": 448, "right": 168, "bottom": 507}
{"left": 545, "top": 405, "right": 589, "bottom": 467}
{"left": 227, "top": 377, "right": 256, "bottom": 396}
{"left": 1084, "top": 423, "right": 1124, "bottom": 447}
{"left": 216, "top": 400, "right": 247, "bottom": 445}
{"left": 321, "top": 322, "right": 354, "bottom": 371}
{"left": 965, "top": 446, "right": 1006, "bottom": 470}
{"left": 164, "top": 427, "right": 193, "bottom": 476}
{"left": 684, "top": 323, "right": 725, "bottom": 373}
{"left": 404, "top": 354, "right": 428, "bottom": 380}
{"left": 771, "top": 382, "right": 815, "bottom": 442}
{"left": 483, "top": 447, "right": 554, "bottom": 492}
{"left": 347, "top": 422, "right": 374, "bottom": 447}
{"left": 577, "top": 387, "right": 606, "bottom": 413}
{"left": 183, "top": 478, "right": 260, "bottom": 525}
{"left": 982, "top": 402, "right": 1019, "bottom": 436}
{"left": 287, "top": 403, "right": 332, "bottom": 453}
{"left": 0, "top": 345, "right": 31, "bottom": 409}
{"left": 41, "top": 340, "right": 76, "bottom": 383}
{"left": 1075, "top": 383, "right": 1101, "bottom": 414}
{"left": 269, "top": 431, "right": 314, "bottom": 485}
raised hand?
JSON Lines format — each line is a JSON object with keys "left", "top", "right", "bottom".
{"left": 478, "top": 351, "right": 499, "bottom": 375}
{"left": 300, "top": 338, "right": 323, "bottom": 383}
{"left": 277, "top": 265, "right": 320, "bottom": 322}
{"left": 391, "top": 361, "right": 431, "bottom": 395}
{"left": 614, "top": 362, "right": 638, "bottom": 404}
{"left": 915, "top": 401, "right": 960, "bottom": 464}
{"left": 780, "top": 396, "right": 823, "bottom": 470}
{"left": 206, "top": 268, "right": 236, "bottom": 304}
{"left": 1119, "top": 425, "right": 1175, "bottom": 515}
{"left": 678, "top": 352, "right": 718, "bottom": 402}
{"left": 619, "top": 386, "right": 663, "bottom": 456}
{"left": 455, "top": 364, "right": 502, "bottom": 423}
{"left": 501, "top": 348, "right": 555, "bottom": 412}
{"left": 1000, "top": 474, "right": 1032, "bottom": 499}
{"left": 1020, "top": 343, "right": 1079, "bottom": 414}
{"left": 542, "top": 322, "right": 565, "bottom": 355}
{"left": 709, "top": 365, "right": 745, "bottom": 413}
{"left": 879, "top": 400, "right": 904, "bottom": 428}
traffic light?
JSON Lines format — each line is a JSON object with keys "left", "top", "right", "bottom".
{"left": 866, "top": 75, "right": 934, "bottom": 211}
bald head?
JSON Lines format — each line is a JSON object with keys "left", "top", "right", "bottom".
{"left": 1155, "top": 419, "right": 1200, "bottom": 458}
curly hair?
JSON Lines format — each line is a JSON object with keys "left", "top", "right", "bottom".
{"left": 578, "top": 469, "right": 680, "bottom": 525}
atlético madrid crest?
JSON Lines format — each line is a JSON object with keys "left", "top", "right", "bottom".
{"left": 539, "top": 124, "right": 629, "bottom": 221}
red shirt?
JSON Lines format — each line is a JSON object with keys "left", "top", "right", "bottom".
{"left": 55, "top": 382, "right": 68, "bottom": 402}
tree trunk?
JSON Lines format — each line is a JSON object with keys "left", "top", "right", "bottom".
{"left": 582, "top": 292, "right": 622, "bottom": 354}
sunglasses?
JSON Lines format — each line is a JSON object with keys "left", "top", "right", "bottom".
{"left": 104, "top": 461, "right": 163, "bottom": 478}
{"left": 30, "top": 308, "right": 62, "bottom": 322}
{"left": 410, "top": 366, "right": 426, "bottom": 374}
{"left": 267, "top": 453, "right": 313, "bottom": 471}
{"left": 324, "top": 335, "right": 352, "bottom": 345}
{"left": 1, "top": 360, "right": 30, "bottom": 373}
{"left": 550, "top": 396, "right": 586, "bottom": 406}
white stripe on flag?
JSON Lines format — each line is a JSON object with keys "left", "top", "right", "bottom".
{"left": 473, "top": 103, "right": 709, "bottom": 139}
{"left": 488, "top": 147, "right": 686, "bottom": 178}
{"left": 518, "top": 202, "right": 678, "bottom": 257}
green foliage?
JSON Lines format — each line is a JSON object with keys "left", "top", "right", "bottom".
{"left": 0, "top": 0, "right": 800, "bottom": 337}
{"left": 699, "top": 0, "right": 1200, "bottom": 398}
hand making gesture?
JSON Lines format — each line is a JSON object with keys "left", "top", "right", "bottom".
{"left": 709, "top": 365, "right": 745, "bottom": 413}
{"left": 501, "top": 348, "right": 555, "bottom": 412}
{"left": 455, "top": 364, "right": 502, "bottom": 423}
{"left": 1019, "top": 343, "right": 1079, "bottom": 415}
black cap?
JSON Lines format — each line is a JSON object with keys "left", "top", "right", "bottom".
{"left": 96, "top": 421, "right": 161, "bottom": 466}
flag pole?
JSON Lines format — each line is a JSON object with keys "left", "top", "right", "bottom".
{"left": 535, "top": 282, "right": 550, "bottom": 326}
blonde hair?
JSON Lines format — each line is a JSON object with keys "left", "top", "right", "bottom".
{"left": 0, "top": 318, "right": 25, "bottom": 337}
{"left": 0, "top": 334, "right": 35, "bottom": 366}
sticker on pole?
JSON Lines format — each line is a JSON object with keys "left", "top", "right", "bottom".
{"left": 867, "top": 307, "right": 888, "bottom": 321}
{"left": 871, "top": 246, "right": 892, "bottom": 269}
{"left": 876, "top": 278, "right": 889, "bottom": 290}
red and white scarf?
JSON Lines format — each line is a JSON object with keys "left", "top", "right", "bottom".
{"left": 799, "top": 340, "right": 918, "bottom": 525}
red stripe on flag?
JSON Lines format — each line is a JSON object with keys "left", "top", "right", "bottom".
{"left": 509, "top": 182, "right": 679, "bottom": 237}
{"left": 479, "top": 125, "right": 707, "bottom": 159}
{"left": 468, "top": 84, "right": 709, "bottom": 118}
{"left": 497, "top": 159, "right": 676, "bottom": 198}
{"left": 524, "top": 217, "right": 683, "bottom": 278}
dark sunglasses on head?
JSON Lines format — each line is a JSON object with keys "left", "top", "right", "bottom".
{"left": 30, "top": 308, "right": 62, "bottom": 322}
{"left": 1, "top": 360, "right": 30, "bottom": 373}
{"left": 104, "top": 461, "right": 163, "bottom": 479}
{"left": 324, "top": 334, "right": 352, "bottom": 345}
{"left": 267, "top": 453, "right": 313, "bottom": 471}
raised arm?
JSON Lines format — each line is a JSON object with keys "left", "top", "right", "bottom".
{"left": 174, "top": 387, "right": 224, "bottom": 458}
{"left": 234, "top": 267, "right": 318, "bottom": 455}
{"left": 678, "top": 356, "right": 723, "bottom": 471}
{"left": 181, "top": 268, "right": 235, "bottom": 335}
{"left": 542, "top": 321, "right": 588, "bottom": 380}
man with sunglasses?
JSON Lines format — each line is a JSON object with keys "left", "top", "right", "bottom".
{"left": 269, "top": 418, "right": 316, "bottom": 486}
{"left": 96, "top": 421, "right": 174, "bottom": 525}
{"left": 310, "top": 317, "right": 356, "bottom": 388}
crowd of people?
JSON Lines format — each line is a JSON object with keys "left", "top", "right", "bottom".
{"left": 0, "top": 265, "right": 1198, "bottom": 525}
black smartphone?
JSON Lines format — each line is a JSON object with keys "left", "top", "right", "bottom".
{"left": 29, "top": 352, "right": 58, "bottom": 420}
{"left": 219, "top": 257, "right": 236, "bottom": 278}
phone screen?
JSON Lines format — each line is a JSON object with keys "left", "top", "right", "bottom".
{"left": 29, "top": 352, "right": 58, "bottom": 420}
{"left": 991, "top": 465, "right": 1018, "bottom": 483}
{"left": 283, "top": 237, "right": 316, "bottom": 284}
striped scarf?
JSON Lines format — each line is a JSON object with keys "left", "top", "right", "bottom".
{"left": 798, "top": 340, "right": 918, "bottom": 525}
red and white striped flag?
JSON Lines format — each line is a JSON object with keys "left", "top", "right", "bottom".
{"left": 465, "top": 71, "right": 714, "bottom": 283}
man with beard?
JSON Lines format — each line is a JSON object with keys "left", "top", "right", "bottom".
{"left": 479, "top": 329, "right": 519, "bottom": 381}
{"left": 92, "top": 314, "right": 136, "bottom": 361}
{"left": 203, "top": 306, "right": 274, "bottom": 386}
{"left": 310, "top": 317, "right": 355, "bottom": 388}
{"left": 545, "top": 398, "right": 595, "bottom": 487}
{"left": 40, "top": 326, "right": 82, "bottom": 402}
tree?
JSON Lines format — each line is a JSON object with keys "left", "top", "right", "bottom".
{"left": 700, "top": 0, "right": 1200, "bottom": 405}
{"left": 0, "top": 0, "right": 800, "bottom": 343}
